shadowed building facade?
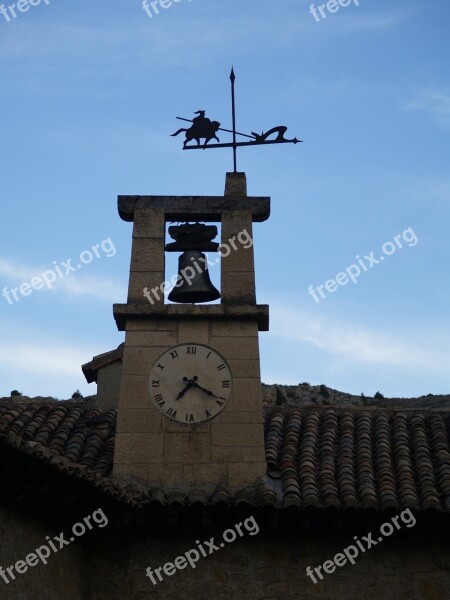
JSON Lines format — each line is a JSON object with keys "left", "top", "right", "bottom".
{"left": 0, "top": 397, "right": 450, "bottom": 598}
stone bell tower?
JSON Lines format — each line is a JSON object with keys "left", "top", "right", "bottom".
{"left": 112, "top": 173, "right": 270, "bottom": 490}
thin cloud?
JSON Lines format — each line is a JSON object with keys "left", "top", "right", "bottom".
{"left": 270, "top": 303, "right": 450, "bottom": 370}
{"left": 0, "top": 6, "right": 413, "bottom": 65}
{"left": 335, "top": 10, "right": 414, "bottom": 33}
{"left": 297, "top": 2, "right": 416, "bottom": 35}
{"left": 0, "top": 257, "right": 126, "bottom": 302}
{"left": 0, "top": 322, "right": 121, "bottom": 398}
{"left": 0, "top": 339, "right": 96, "bottom": 399}
{"left": 0, "top": 341, "right": 88, "bottom": 377}
{"left": 407, "top": 88, "right": 450, "bottom": 129}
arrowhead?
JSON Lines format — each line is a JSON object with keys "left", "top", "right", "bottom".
{"left": 230, "top": 67, "right": 235, "bottom": 82}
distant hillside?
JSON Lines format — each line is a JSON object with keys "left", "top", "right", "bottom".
{"left": 2, "top": 385, "right": 450, "bottom": 409}
{"left": 262, "top": 383, "right": 450, "bottom": 409}
{"left": 0, "top": 395, "right": 97, "bottom": 405}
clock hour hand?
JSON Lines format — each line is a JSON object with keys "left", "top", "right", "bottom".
{"left": 176, "top": 386, "right": 189, "bottom": 400}
{"left": 176, "top": 376, "right": 198, "bottom": 400}
{"left": 191, "top": 382, "right": 219, "bottom": 399}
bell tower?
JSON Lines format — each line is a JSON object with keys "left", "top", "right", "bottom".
{"left": 112, "top": 172, "right": 270, "bottom": 490}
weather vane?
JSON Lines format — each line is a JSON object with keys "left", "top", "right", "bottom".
{"left": 171, "top": 68, "right": 302, "bottom": 172}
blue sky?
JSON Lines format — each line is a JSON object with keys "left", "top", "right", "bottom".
{"left": 1, "top": 0, "right": 449, "bottom": 399}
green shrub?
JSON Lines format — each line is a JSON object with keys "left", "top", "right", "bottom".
{"left": 275, "top": 388, "right": 285, "bottom": 405}
{"left": 319, "top": 384, "right": 329, "bottom": 398}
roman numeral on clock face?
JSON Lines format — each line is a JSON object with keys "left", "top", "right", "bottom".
{"left": 154, "top": 394, "right": 165, "bottom": 407}
{"left": 166, "top": 407, "right": 177, "bottom": 418}
{"left": 186, "top": 346, "right": 197, "bottom": 355}
{"left": 169, "top": 350, "right": 179, "bottom": 360}
{"left": 221, "top": 380, "right": 231, "bottom": 388}
{"left": 151, "top": 380, "right": 160, "bottom": 387}
{"left": 185, "top": 413, "right": 195, "bottom": 423}
{"left": 217, "top": 364, "right": 226, "bottom": 371}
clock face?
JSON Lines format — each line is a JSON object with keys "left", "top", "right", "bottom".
{"left": 149, "top": 343, "right": 232, "bottom": 424}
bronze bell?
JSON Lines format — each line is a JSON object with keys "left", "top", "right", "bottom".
{"left": 168, "top": 250, "right": 220, "bottom": 304}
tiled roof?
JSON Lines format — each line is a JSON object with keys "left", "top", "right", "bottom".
{"left": 265, "top": 407, "right": 450, "bottom": 512}
{"left": 1, "top": 401, "right": 450, "bottom": 512}
{"left": 0, "top": 400, "right": 146, "bottom": 507}
{"left": 0, "top": 401, "right": 116, "bottom": 476}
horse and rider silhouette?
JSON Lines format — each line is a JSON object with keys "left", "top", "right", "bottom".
{"left": 171, "top": 111, "right": 221, "bottom": 148}
{"left": 172, "top": 111, "right": 299, "bottom": 148}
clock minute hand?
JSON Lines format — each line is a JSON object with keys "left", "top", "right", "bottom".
{"left": 191, "top": 382, "right": 219, "bottom": 399}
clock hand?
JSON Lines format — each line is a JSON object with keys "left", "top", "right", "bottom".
{"left": 176, "top": 386, "right": 190, "bottom": 400}
{"left": 176, "top": 376, "right": 198, "bottom": 400}
{"left": 191, "top": 382, "right": 219, "bottom": 399}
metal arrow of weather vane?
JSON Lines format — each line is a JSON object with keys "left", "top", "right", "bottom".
{"left": 171, "top": 68, "right": 302, "bottom": 172}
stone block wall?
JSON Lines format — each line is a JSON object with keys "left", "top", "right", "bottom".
{"left": 1, "top": 506, "right": 449, "bottom": 600}
{"left": 86, "top": 526, "right": 450, "bottom": 600}
{"left": 97, "top": 362, "right": 122, "bottom": 411}
{"left": 0, "top": 508, "right": 86, "bottom": 600}
{"left": 113, "top": 316, "right": 266, "bottom": 488}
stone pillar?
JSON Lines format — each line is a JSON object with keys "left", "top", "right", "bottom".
{"left": 221, "top": 173, "right": 256, "bottom": 305}
{"left": 127, "top": 208, "right": 165, "bottom": 304}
